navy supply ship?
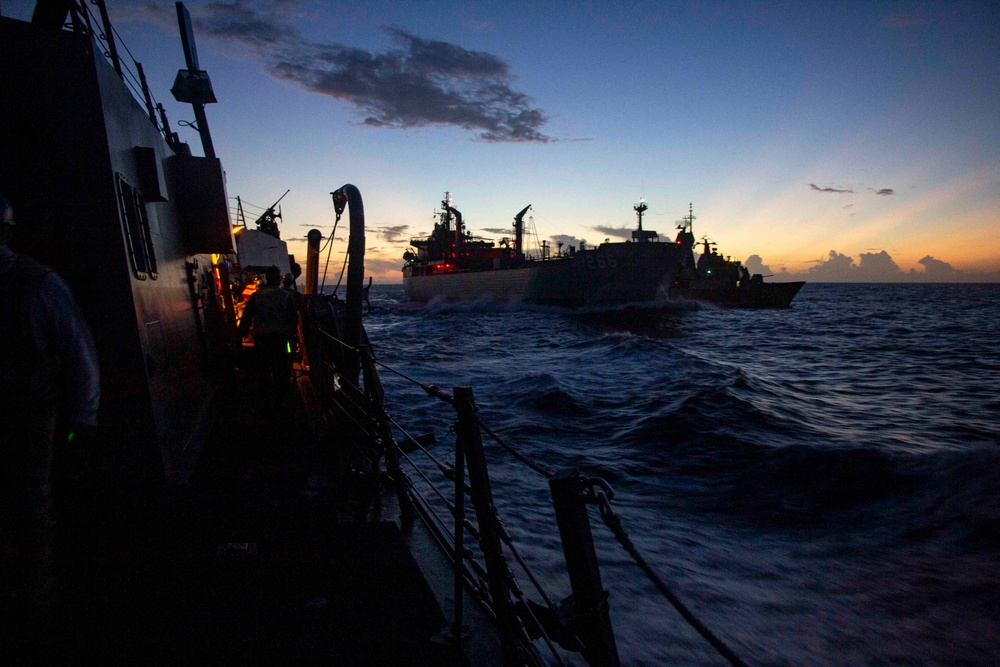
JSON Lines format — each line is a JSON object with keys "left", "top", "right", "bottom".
{"left": 402, "top": 194, "right": 684, "bottom": 306}
{"left": 670, "top": 204, "right": 805, "bottom": 307}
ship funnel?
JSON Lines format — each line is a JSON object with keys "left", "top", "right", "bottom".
{"left": 513, "top": 204, "right": 531, "bottom": 263}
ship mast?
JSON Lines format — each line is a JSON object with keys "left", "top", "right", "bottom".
{"left": 634, "top": 198, "right": 648, "bottom": 231}
{"left": 170, "top": 3, "right": 218, "bottom": 158}
{"left": 441, "top": 192, "right": 463, "bottom": 254}
{"left": 631, "top": 198, "right": 657, "bottom": 242}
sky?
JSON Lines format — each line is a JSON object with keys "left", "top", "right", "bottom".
{"left": 4, "top": 0, "right": 999, "bottom": 282}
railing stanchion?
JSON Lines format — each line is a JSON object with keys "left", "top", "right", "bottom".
{"left": 451, "top": 417, "right": 467, "bottom": 643}
{"left": 454, "top": 386, "right": 524, "bottom": 666}
{"left": 550, "top": 469, "right": 621, "bottom": 667}
{"left": 360, "top": 347, "right": 414, "bottom": 517}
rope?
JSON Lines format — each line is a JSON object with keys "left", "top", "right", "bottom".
{"left": 318, "top": 211, "right": 340, "bottom": 296}
{"left": 332, "top": 239, "right": 350, "bottom": 297}
{"left": 593, "top": 492, "right": 750, "bottom": 667}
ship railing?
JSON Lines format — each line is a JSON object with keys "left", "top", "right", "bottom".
{"left": 305, "top": 314, "right": 751, "bottom": 667}
{"left": 49, "top": 1, "right": 177, "bottom": 144}
{"left": 309, "top": 312, "right": 754, "bottom": 666}
{"left": 304, "top": 319, "right": 618, "bottom": 666}
{"left": 374, "top": 356, "right": 751, "bottom": 667}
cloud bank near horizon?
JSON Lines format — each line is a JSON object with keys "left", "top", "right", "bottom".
{"left": 744, "top": 249, "right": 995, "bottom": 282}
{"left": 137, "top": 0, "right": 551, "bottom": 142}
{"left": 592, "top": 225, "right": 633, "bottom": 240}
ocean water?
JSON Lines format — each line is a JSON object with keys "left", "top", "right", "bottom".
{"left": 359, "top": 283, "right": 1000, "bottom": 666}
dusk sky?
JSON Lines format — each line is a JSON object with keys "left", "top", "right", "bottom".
{"left": 5, "top": 0, "right": 999, "bottom": 282}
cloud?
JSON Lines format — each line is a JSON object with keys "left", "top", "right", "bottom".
{"left": 856, "top": 250, "right": 900, "bottom": 279}
{"left": 809, "top": 183, "right": 854, "bottom": 194}
{"left": 371, "top": 224, "right": 409, "bottom": 243}
{"left": 743, "top": 254, "right": 774, "bottom": 276}
{"left": 362, "top": 256, "right": 405, "bottom": 276}
{"left": 843, "top": 203, "right": 854, "bottom": 209}
{"left": 806, "top": 250, "right": 859, "bottom": 280}
{"left": 164, "top": 2, "right": 551, "bottom": 142}
{"left": 479, "top": 227, "right": 512, "bottom": 235}
{"left": 592, "top": 225, "right": 633, "bottom": 240}
{"left": 550, "top": 234, "right": 584, "bottom": 249}
{"left": 918, "top": 256, "right": 961, "bottom": 279}
{"left": 795, "top": 249, "right": 952, "bottom": 282}
{"left": 798, "top": 249, "right": 901, "bottom": 281}
{"left": 749, "top": 250, "right": 991, "bottom": 283}
{"left": 871, "top": 188, "right": 895, "bottom": 196}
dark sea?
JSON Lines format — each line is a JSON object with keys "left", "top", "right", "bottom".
{"left": 358, "top": 282, "right": 1000, "bottom": 666}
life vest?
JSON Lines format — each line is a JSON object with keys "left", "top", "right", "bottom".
{"left": 248, "top": 285, "right": 292, "bottom": 337}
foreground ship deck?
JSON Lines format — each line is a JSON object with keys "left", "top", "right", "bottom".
{"left": 46, "top": 363, "right": 472, "bottom": 664}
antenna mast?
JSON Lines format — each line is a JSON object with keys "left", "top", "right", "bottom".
{"left": 170, "top": 2, "right": 218, "bottom": 158}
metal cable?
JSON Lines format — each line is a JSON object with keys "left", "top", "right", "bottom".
{"left": 385, "top": 414, "right": 454, "bottom": 478}
{"left": 499, "top": 532, "right": 555, "bottom": 609}
{"left": 395, "top": 434, "right": 554, "bottom": 612}
{"left": 476, "top": 415, "right": 555, "bottom": 479}
{"left": 316, "top": 328, "right": 357, "bottom": 351}
{"left": 396, "top": 448, "right": 458, "bottom": 516}
{"left": 400, "top": 467, "right": 491, "bottom": 605}
{"left": 503, "top": 569, "right": 567, "bottom": 667}
{"left": 372, "top": 359, "right": 455, "bottom": 404}
{"left": 594, "top": 492, "right": 750, "bottom": 667}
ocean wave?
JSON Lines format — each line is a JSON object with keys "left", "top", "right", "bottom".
{"left": 674, "top": 441, "right": 1000, "bottom": 539}
{"left": 497, "top": 372, "right": 589, "bottom": 417}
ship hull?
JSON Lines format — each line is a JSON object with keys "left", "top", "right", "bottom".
{"left": 404, "top": 242, "right": 682, "bottom": 307}
{"left": 672, "top": 280, "right": 805, "bottom": 308}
